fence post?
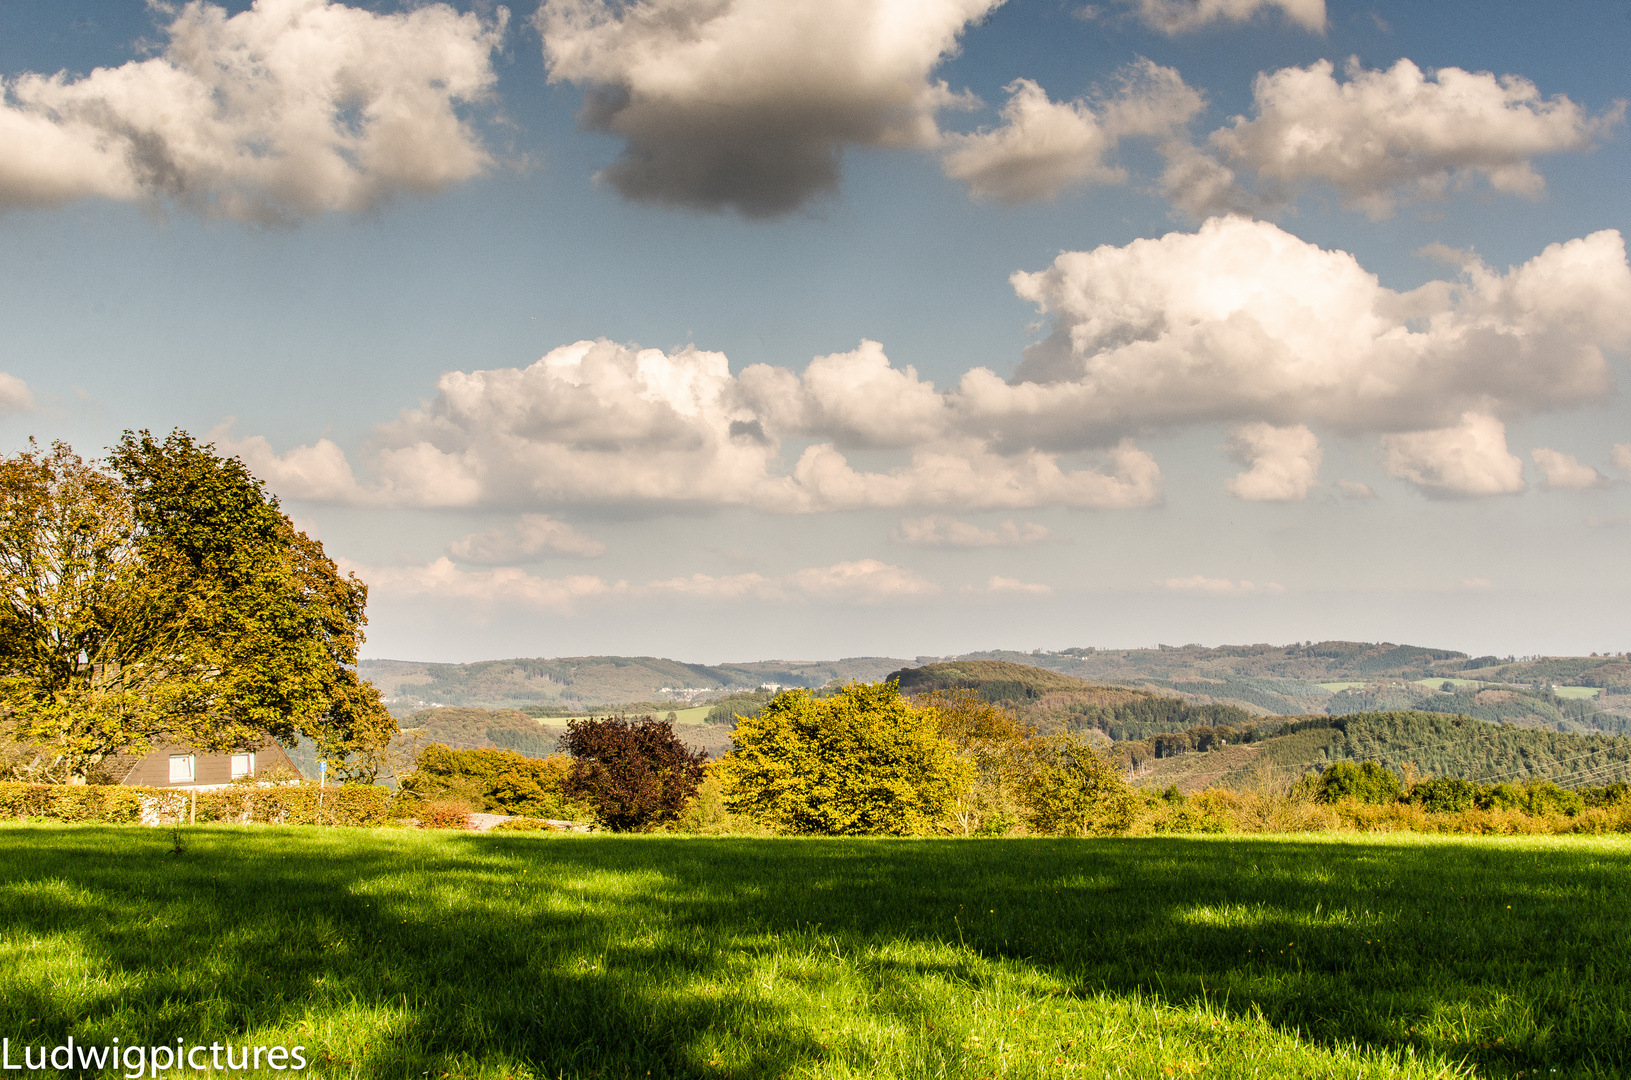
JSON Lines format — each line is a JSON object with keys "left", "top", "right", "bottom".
{"left": 190, "top": 789, "right": 196, "bottom": 826}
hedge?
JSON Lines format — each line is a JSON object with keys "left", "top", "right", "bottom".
{"left": 0, "top": 782, "right": 395, "bottom": 827}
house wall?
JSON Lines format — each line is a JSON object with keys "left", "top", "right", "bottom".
{"left": 120, "top": 741, "right": 301, "bottom": 788}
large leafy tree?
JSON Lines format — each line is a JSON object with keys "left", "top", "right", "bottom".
{"left": 0, "top": 431, "right": 396, "bottom": 781}
{"left": 717, "top": 681, "right": 970, "bottom": 835}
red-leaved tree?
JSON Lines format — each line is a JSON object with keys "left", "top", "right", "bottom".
{"left": 558, "top": 715, "right": 707, "bottom": 831}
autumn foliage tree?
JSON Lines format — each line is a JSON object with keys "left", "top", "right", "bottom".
{"left": 558, "top": 714, "right": 707, "bottom": 831}
{"left": 717, "top": 682, "right": 970, "bottom": 835}
{"left": 0, "top": 432, "right": 396, "bottom": 782}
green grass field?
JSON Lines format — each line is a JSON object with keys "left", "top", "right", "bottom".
{"left": 3, "top": 827, "right": 1627, "bottom": 1079}
{"left": 1552, "top": 687, "right": 1603, "bottom": 701}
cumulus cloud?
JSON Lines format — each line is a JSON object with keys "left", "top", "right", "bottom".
{"left": 1163, "top": 575, "right": 1284, "bottom": 595}
{"left": 231, "top": 219, "right": 1631, "bottom": 512}
{"left": 1175, "top": 58, "right": 1623, "bottom": 219}
{"left": 1531, "top": 448, "right": 1607, "bottom": 490}
{"left": 240, "top": 336, "right": 1162, "bottom": 513}
{"left": 0, "top": 0, "right": 504, "bottom": 222}
{"left": 994, "top": 217, "right": 1631, "bottom": 447}
{"left": 357, "top": 558, "right": 618, "bottom": 614}
{"left": 892, "top": 515, "right": 1050, "bottom": 548}
{"left": 1337, "top": 480, "right": 1377, "bottom": 500}
{"left": 1224, "top": 422, "right": 1321, "bottom": 501}
{"left": 1613, "top": 443, "right": 1631, "bottom": 476}
{"left": 941, "top": 61, "right": 1204, "bottom": 203}
{"left": 1381, "top": 413, "right": 1526, "bottom": 498}
{"left": 448, "top": 515, "right": 607, "bottom": 561}
{"left": 0, "top": 374, "right": 34, "bottom": 413}
{"left": 1102, "top": 0, "right": 1325, "bottom": 33}
{"left": 536, "top": 0, "right": 998, "bottom": 217}
{"left": 210, "top": 423, "right": 364, "bottom": 502}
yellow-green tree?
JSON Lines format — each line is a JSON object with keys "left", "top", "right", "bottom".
{"left": 0, "top": 432, "right": 396, "bottom": 782}
{"left": 1018, "top": 732, "right": 1137, "bottom": 835}
{"left": 917, "top": 688, "right": 1034, "bottom": 836}
{"left": 717, "top": 681, "right": 970, "bottom": 835}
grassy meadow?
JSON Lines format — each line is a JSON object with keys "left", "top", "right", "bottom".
{"left": 3, "top": 827, "right": 1628, "bottom": 1079}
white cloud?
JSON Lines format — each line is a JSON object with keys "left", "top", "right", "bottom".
{"left": 1337, "top": 479, "right": 1376, "bottom": 500}
{"left": 1163, "top": 575, "right": 1284, "bottom": 595}
{"left": 738, "top": 340, "right": 946, "bottom": 449}
{"left": 0, "top": 0, "right": 503, "bottom": 222}
{"left": 448, "top": 515, "right": 607, "bottom": 561}
{"left": 1224, "top": 422, "right": 1321, "bottom": 501}
{"left": 1382, "top": 413, "right": 1526, "bottom": 498}
{"left": 785, "top": 437, "right": 1161, "bottom": 511}
{"left": 940, "top": 61, "right": 1204, "bottom": 204}
{"left": 242, "top": 336, "right": 1162, "bottom": 513}
{"left": 0, "top": 374, "right": 34, "bottom": 413}
{"left": 1612, "top": 443, "right": 1631, "bottom": 476}
{"left": 356, "top": 557, "right": 618, "bottom": 614}
{"left": 361, "top": 555, "right": 940, "bottom": 613}
{"left": 210, "top": 423, "right": 364, "bottom": 502}
{"left": 1531, "top": 448, "right": 1607, "bottom": 490}
{"left": 646, "top": 559, "right": 941, "bottom": 604}
{"left": 786, "top": 560, "right": 941, "bottom": 603}
{"left": 992, "top": 217, "right": 1631, "bottom": 445}
{"left": 536, "top": 0, "right": 999, "bottom": 217}
{"left": 1181, "top": 58, "right": 1622, "bottom": 219}
{"left": 1106, "top": 0, "right": 1325, "bottom": 34}
{"left": 229, "top": 220, "right": 1631, "bottom": 512}
{"left": 891, "top": 515, "right": 1050, "bottom": 548}
{"left": 969, "top": 575, "right": 1053, "bottom": 596}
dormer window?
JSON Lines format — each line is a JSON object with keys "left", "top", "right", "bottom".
{"left": 230, "top": 753, "right": 256, "bottom": 780}
{"left": 168, "top": 755, "right": 195, "bottom": 783}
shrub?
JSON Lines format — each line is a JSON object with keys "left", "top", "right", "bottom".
{"left": 0, "top": 780, "right": 392, "bottom": 826}
{"left": 489, "top": 817, "right": 558, "bottom": 832}
{"left": 668, "top": 768, "right": 773, "bottom": 835}
{"left": 196, "top": 783, "right": 392, "bottom": 826}
{"left": 0, "top": 782, "right": 144, "bottom": 823}
{"left": 1409, "top": 776, "right": 1481, "bottom": 813}
{"left": 1583, "top": 782, "right": 1631, "bottom": 808}
{"left": 400, "top": 745, "right": 586, "bottom": 819}
{"left": 1316, "top": 761, "right": 1403, "bottom": 805}
{"left": 1521, "top": 780, "right": 1583, "bottom": 817}
{"left": 560, "top": 715, "right": 708, "bottom": 832}
{"left": 1482, "top": 782, "right": 1527, "bottom": 810}
{"left": 717, "top": 682, "right": 969, "bottom": 835}
{"left": 416, "top": 801, "right": 472, "bottom": 829}
{"left": 1018, "top": 733, "right": 1137, "bottom": 836}
{"left": 917, "top": 689, "right": 1034, "bottom": 837}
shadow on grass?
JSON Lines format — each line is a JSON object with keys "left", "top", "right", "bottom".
{"left": 1, "top": 828, "right": 1627, "bottom": 1077}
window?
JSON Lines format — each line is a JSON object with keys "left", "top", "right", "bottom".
{"left": 231, "top": 753, "right": 255, "bottom": 780}
{"left": 168, "top": 754, "right": 195, "bottom": 783}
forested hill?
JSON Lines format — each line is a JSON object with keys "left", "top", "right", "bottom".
{"left": 361, "top": 655, "right": 909, "bottom": 713}
{"left": 925, "top": 642, "right": 1631, "bottom": 735}
{"left": 1120, "top": 711, "right": 1631, "bottom": 793}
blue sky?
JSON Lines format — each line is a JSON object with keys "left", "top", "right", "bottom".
{"left": 2, "top": 0, "right": 1628, "bottom": 662}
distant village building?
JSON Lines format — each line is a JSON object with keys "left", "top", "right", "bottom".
{"left": 118, "top": 740, "right": 302, "bottom": 790}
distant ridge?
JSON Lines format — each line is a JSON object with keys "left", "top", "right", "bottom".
{"left": 362, "top": 641, "right": 1630, "bottom": 736}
